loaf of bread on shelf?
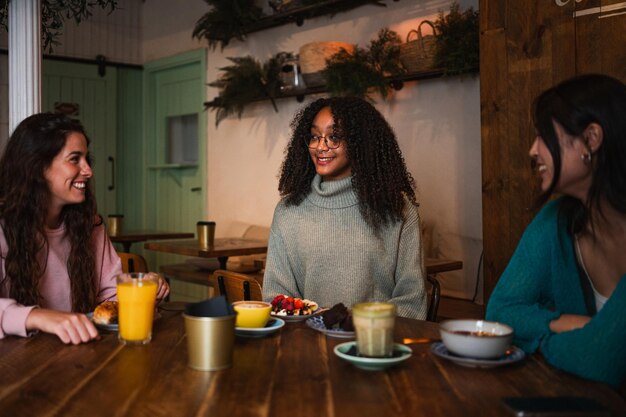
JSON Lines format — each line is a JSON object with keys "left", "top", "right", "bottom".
{"left": 93, "top": 301, "right": 118, "bottom": 325}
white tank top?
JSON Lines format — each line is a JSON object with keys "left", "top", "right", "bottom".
{"left": 575, "top": 236, "right": 608, "bottom": 312}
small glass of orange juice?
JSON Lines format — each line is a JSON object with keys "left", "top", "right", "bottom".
{"left": 116, "top": 272, "right": 159, "bottom": 345}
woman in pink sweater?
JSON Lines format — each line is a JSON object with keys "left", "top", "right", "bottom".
{"left": 0, "top": 113, "right": 168, "bottom": 344}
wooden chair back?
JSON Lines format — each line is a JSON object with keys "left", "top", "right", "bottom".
{"left": 118, "top": 252, "right": 148, "bottom": 273}
{"left": 426, "top": 275, "right": 441, "bottom": 322}
{"left": 213, "top": 269, "right": 263, "bottom": 303}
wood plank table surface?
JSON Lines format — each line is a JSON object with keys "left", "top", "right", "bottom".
{"left": 424, "top": 257, "right": 463, "bottom": 275}
{"left": 110, "top": 230, "right": 194, "bottom": 252}
{"left": 145, "top": 238, "right": 268, "bottom": 269}
{"left": 1, "top": 308, "right": 623, "bottom": 417}
{"left": 252, "top": 256, "right": 463, "bottom": 276}
{"left": 159, "top": 257, "right": 464, "bottom": 297}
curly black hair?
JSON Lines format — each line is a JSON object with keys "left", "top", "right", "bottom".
{"left": 278, "top": 96, "right": 418, "bottom": 230}
{"left": 0, "top": 113, "right": 101, "bottom": 313}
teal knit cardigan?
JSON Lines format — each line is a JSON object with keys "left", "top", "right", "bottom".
{"left": 487, "top": 198, "right": 626, "bottom": 387}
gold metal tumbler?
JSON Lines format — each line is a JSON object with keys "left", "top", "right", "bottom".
{"left": 197, "top": 221, "right": 216, "bottom": 248}
{"left": 107, "top": 214, "right": 124, "bottom": 237}
{"left": 183, "top": 314, "right": 235, "bottom": 371}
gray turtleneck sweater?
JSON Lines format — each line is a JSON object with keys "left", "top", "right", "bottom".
{"left": 262, "top": 175, "right": 427, "bottom": 319}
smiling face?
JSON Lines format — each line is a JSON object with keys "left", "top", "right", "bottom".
{"left": 308, "top": 106, "right": 352, "bottom": 182}
{"left": 529, "top": 121, "right": 593, "bottom": 200}
{"left": 44, "top": 132, "right": 93, "bottom": 224}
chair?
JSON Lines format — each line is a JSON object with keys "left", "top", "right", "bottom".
{"left": 426, "top": 275, "right": 441, "bottom": 322}
{"left": 213, "top": 269, "right": 263, "bottom": 303}
{"left": 118, "top": 252, "right": 148, "bottom": 273}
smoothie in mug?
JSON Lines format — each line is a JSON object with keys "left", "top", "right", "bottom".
{"left": 117, "top": 273, "right": 158, "bottom": 344}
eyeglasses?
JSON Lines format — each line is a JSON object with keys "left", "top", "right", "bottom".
{"left": 305, "top": 133, "right": 343, "bottom": 149}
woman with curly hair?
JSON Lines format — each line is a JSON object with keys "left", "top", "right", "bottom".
{"left": 487, "top": 74, "right": 626, "bottom": 387}
{"left": 262, "top": 97, "right": 427, "bottom": 319}
{"left": 0, "top": 113, "right": 168, "bottom": 344}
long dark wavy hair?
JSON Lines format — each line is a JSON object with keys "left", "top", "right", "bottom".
{"left": 278, "top": 97, "right": 418, "bottom": 230}
{"left": 532, "top": 74, "right": 626, "bottom": 234}
{"left": 0, "top": 113, "right": 101, "bottom": 312}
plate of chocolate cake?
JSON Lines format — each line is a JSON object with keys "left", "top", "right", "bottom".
{"left": 305, "top": 303, "right": 355, "bottom": 339}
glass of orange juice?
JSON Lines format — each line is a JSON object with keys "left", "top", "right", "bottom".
{"left": 117, "top": 272, "right": 159, "bottom": 345}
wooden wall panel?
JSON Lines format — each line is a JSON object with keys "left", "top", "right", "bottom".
{"left": 480, "top": 18, "right": 512, "bottom": 303}
{"left": 575, "top": 0, "right": 626, "bottom": 78}
{"left": 479, "top": 0, "right": 626, "bottom": 301}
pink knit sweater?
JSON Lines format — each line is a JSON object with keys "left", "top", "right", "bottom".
{"left": 0, "top": 223, "right": 121, "bottom": 337}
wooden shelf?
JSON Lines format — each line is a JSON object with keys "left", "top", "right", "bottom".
{"left": 204, "top": 68, "right": 449, "bottom": 108}
{"left": 241, "top": 0, "right": 398, "bottom": 35}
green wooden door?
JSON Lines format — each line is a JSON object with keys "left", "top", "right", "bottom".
{"left": 144, "top": 50, "right": 206, "bottom": 239}
{"left": 42, "top": 60, "right": 118, "bottom": 217}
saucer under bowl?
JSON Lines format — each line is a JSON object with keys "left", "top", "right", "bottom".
{"left": 430, "top": 341, "right": 525, "bottom": 368}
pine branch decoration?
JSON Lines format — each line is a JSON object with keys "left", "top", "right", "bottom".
{"left": 323, "top": 28, "right": 404, "bottom": 100}
{"left": 192, "top": 0, "right": 263, "bottom": 50}
{"left": 433, "top": 2, "right": 479, "bottom": 76}
{"left": 206, "top": 53, "right": 295, "bottom": 126}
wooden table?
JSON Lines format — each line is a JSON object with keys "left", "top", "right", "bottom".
{"left": 158, "top": 257, "right": 464, "bottom": 301}
{"left": 110, "top": 230, "right": 194, "bottom": 252}
{"left": 145, "top": 237, "right": 268, "bottom": 269}
{"left": 1, "top": 310, "right": 623, "bottom": 417}
{"left": 424, "top": 257, "right": 463, "bottom": 275}
{"left": 252, "top": 256, "right": 464, "bottom": 276}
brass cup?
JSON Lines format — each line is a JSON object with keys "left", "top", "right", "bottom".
{"left": 107, "top": 214, "right": 124, "bottom": 237}
{"left": 197, "top": 221, "right": 216, "bottom": 248}
{"left": 183, "top": 313, "right": 235, "bottom": 371}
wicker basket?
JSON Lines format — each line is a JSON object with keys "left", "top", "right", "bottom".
{"left": 399, "top": 20, "right": 438, "bottom": 73}
{"left": 299, "top": 41, "right": 355, "bottom": 87}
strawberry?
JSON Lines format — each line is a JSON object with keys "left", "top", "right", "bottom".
{"left": 271, "top": 295, "right": 284, "bottom": 308}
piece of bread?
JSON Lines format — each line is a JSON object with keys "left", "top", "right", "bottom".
{"left": 93, "top": 301, "right": 118, "bottom": 325}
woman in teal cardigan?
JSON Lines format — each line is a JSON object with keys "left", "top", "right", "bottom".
{"left": 486, "top": 74, "right": 626, "bottom": 388}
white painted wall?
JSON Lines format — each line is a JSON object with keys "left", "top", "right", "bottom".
{"left": 0, "top": 0, "right": 143, "bottom": 64}
{"left": 141, "top": 0, "right": 206, "bottom": 62}
{"left": 142, "top": 0, "right": 483, "bottom": 301}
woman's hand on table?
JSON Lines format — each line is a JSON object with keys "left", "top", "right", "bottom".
{"left": 549, "top": 313, "right": 591, "bottom": 333}
{"left": 154, "top": 273, "right": 170, "bottom": 303}
{"left": 25, "top": 308, "right": 98, "bottom": 344}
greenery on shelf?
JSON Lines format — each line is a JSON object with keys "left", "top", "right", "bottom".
{"left": 323, "top": 28, "right": 405, "bottom": 99}
{"left": 433, "top": 1, "right": 479, "bottom": 76}
{"left": 204, "top": 29, "right": 414, "bottom": 125}
{"left": 206, "top": 53, "right": 295, "bottom": 126}
{"left": 193, "top": 0, "right": 263, "bottom": 50}
{"left": 193, "top": 0, "right": 389, "bottom": 50}
{"left": 0, "top": 0, "right": 118, "bottom": 52}
{"left": 271, "top": 0, "right": 387, "bottom": 15}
